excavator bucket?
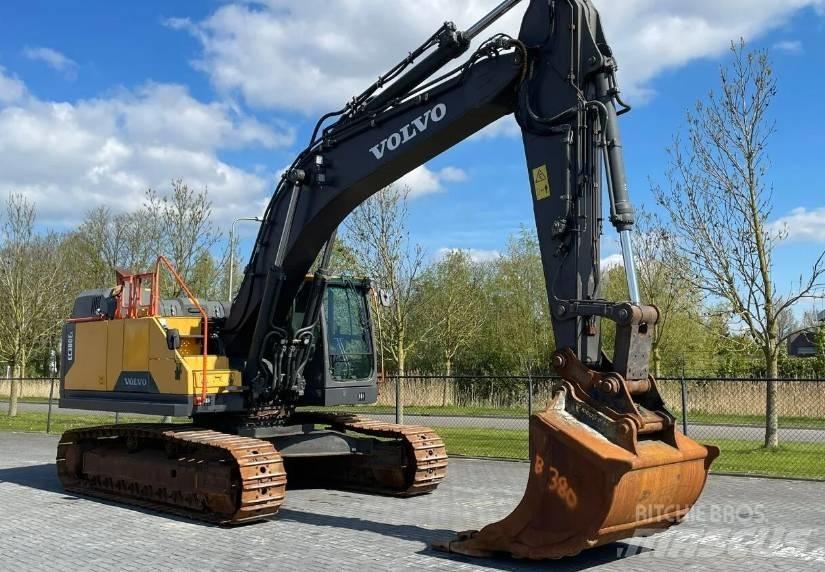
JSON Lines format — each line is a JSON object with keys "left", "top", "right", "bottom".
{"left": 434, "top": 351, "right": 719, "bottom": 560}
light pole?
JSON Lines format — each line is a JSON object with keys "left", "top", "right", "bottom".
{"left": 228, "top": 216, "right": 263, "bottom": 302}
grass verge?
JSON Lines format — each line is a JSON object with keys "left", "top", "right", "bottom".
{"left": 0, "top": 412, "right": 178, "bottom": 434}
{"left": 686, "top": 412, "right": 825, "bottom": 430}
{"left": 5, "top": 400, "right": 825, "bottom": 429}
{"left": 429, "top": 426, "right": 825, "bottom": 480}
{"left": 433, "top": 426, "right": 530, "bottom": 460}
{"left": 704, "top": 438, "right": 825, "bottom": 480}
{"left": 298, "top": 404, "right": 825, "bottom": 429}
{"left": 296, "top": 404, "right": 525, "bottom": 418}
{"left": 1, "top": 411, "right": 821, "bottom": 480}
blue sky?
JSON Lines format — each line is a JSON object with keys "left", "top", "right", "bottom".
{"left": 0, "top": 1, "right": 823, "bottom": 312}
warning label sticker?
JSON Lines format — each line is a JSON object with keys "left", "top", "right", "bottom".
{"left": 532, "top": 164, "right": 550, "bottom": 200}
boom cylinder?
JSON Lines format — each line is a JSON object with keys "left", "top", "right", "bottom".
{"left": 364, "top": 0, "right": 524, "bottom": 113}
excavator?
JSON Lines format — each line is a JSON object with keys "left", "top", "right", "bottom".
{"left": 57, "top": 0, "right": 718, "bottom": 560}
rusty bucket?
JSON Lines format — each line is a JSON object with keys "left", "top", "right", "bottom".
{"left": 434, "top": 358, "right": 719, "bottom": 560}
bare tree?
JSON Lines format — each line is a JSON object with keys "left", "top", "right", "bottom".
{"left": 0, "top": 195, "right": 70, "bottom": 416}
{"left": 67, "top": 181, "right": 225, "bottom": 298}
{"left": 800, "top": 307, "right": 824, "bottom": 329}
{"left": 775, "top": 297, "right": 799, "bottom": 342}
{"left": 653, "top": 41, "right": 825, "bottom": 447}
{"left": 144, "top": 179, "right": 225, "bottom": 297}
{"left": 70, "top": 206, "right": 160, "bottom": 288}
{"left": 343, "top": 185, "right": 431, "bottom": 375}
{"left": 632, "top": 211, "right": 701, "bottom": 376}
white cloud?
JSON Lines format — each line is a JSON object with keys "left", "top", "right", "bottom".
{"left": 99, "top": 83, "right": 293, "bottom": 151}
{"left": 601, "top": 253, "right": 624, "bottom": 270}
{"left": 473, "top": 116, "right": 521, "bottom": 140}
{"left": 397, "top": 165, "right": 468, "bottom": 198}
{"left": 597, "top": 0, "right": 825, "bottom": 100}
{"left": 0, "top": 69, "right": 293, "bottom": 227}
{"left": 23, "top": 46, "right": 78, "bottom": 79}
{"left": 769, "top": 207, "right": 825, "bottom": 243}
{"left": 0, "top": 67, "right": 26, "bottom": 103}
{"left": 773, "top": 40, "right": 804, "bottom": 54}
{"left": 170, "top": 0, "right": 825, "bottom": 113}
{"left": 438, "top": 166, "right": 469, "bottom": 183}
{"left": 436, "top": 247, "right": 500, "bottom": 263}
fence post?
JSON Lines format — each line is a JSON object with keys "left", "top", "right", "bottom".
{"left": 527, "top": 375, "right": 533, "bottom": 417}
{"left": 115, "top": 411, "right": 120, "bottom": 425}
{"left": 395, "top": 376, "right": 404, "bottom": 424}
{"left": 680, "top": 369, "right": 688, "bottom": 436}
{"left": 453, "top": 377, "right": 457, "bottom": 408}
{"left": 46, "top": 378, "right": 56, "bottom": 435}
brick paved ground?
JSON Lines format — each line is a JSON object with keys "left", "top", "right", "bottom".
{"left": 0, "top": 431, "right": 822, "bottom": 571}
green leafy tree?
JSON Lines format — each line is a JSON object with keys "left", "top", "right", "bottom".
{"left": 467, "top": 228, "right": 554, "bottom": 376}
{"left": 413, "top": 250, "right": 486, "bottom": 378}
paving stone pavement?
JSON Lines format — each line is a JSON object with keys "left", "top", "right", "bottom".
{"left": 0, "top": 431, "right": 823, "bottom": 571}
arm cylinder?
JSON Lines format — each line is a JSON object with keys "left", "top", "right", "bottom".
{"left": 364, "top": 26, "right": 469, "bottom": 113}
{"left": 597, "top": 75, "right": 635, "bottom": 232}
{"left": 595, "top": 73, "right": 640, "bottom": 303}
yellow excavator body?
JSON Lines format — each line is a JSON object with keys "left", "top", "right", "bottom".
{"left": 57, "top": 263, "right": 447, "bottom": 524}
{"left": 63, "top": 316, "right": 240, "bottom": 398}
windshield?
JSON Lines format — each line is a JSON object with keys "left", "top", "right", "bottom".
{"left": 325, "top": 283, "right": 373, "bottom": 381}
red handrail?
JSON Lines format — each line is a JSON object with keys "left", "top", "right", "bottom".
{"left": 76, "top": 258, "right": 211, "bottom": 406}
{"left": 66, "top": 316, "right": 106, "bottom": 324}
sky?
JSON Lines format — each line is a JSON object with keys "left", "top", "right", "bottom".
{"left": 0, "top": 0, "right": 824, "bottom": 312}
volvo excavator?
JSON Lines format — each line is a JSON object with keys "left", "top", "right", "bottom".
{"left": 57, "top": 0, "right": 718, "bottom": 560}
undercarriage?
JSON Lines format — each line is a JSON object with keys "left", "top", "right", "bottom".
{"left": 56, "top": 413, "right": 447, "bottom": 524}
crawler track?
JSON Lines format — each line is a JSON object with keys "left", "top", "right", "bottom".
{"left": 289, "top": 412, "right": 448, "bottom": 495}
{"left": 56, "top": 416, "right": 445, "bottom": 524}
{"left": 56, "top": 424, "right": 287, "bottom": 524}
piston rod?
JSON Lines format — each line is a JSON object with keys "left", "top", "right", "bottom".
{"left": 620, "top": 230, "right": 641, "bottom": 304}
{"left": 463, "top": 0, "right": 525, "bottom": 40}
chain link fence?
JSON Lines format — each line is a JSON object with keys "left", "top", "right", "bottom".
{"left": 0, "top": 377, "right": 161, "bottom": 434}
{"left": 369, "top": 374, "right": 825, "bottom": 480}
{"left": 3, "top": 374, "right": 823, "bottom": 480}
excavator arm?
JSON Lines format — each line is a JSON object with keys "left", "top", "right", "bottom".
{"left": 224, "top": 0, "right": 649, "bottom": 400}
{"left": 218, "top": 0, "right": 718, "bottom": 558}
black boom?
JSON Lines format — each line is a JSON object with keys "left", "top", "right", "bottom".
{"left": 221, "top": 0, "right": 648, "bottom": 406}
